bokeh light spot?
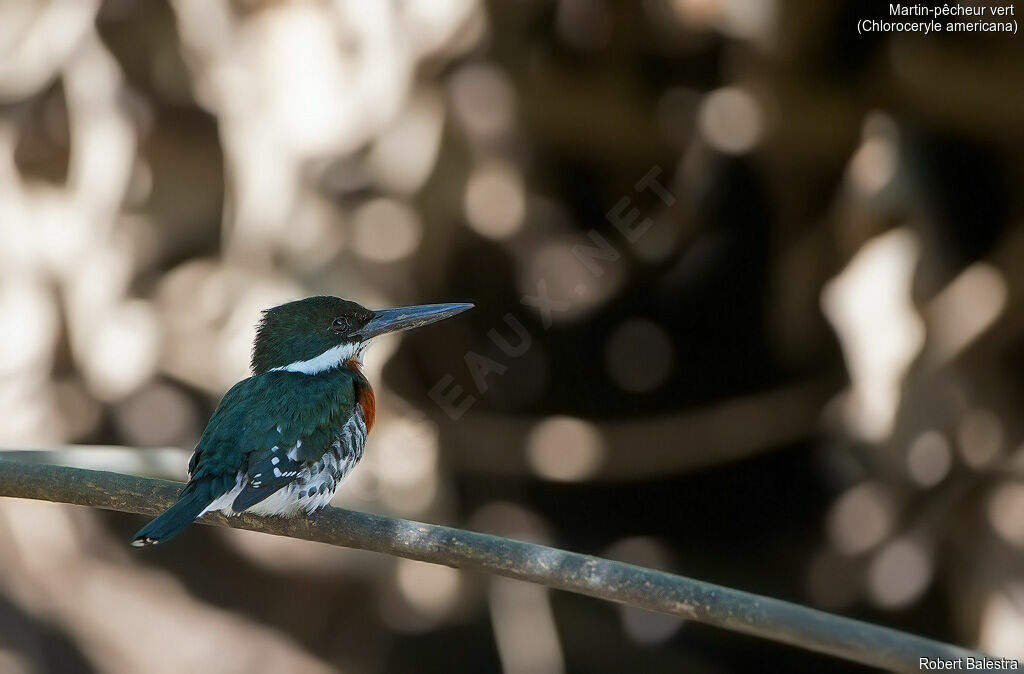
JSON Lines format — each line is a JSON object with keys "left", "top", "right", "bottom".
{"left": 827, "top": 482, "right": 893, "bottom": 556}
{"left": 867, "top": 539, "right": 932, "bottom": 609}
{"left": 373, "top": 415, "right": 440, "bottom": 515}
{"left": 352, "top": 198, "right": 422, "bottom": 263}
{"left": 82, "top": 301, "right": 161, "bottom": 402}
{"left": 958, "top": 409, "right": 1004, "bottom": 469}
{"left": 987, "top": 483, "right": 1024, "bottom": 549}
{"left": 526, "top": 416, "right": 605, "bottom": 481}
{"left": 605, "top": 319, "right": 674, "bottom": 393}
{"left": 849, "top": 113, "right": 899, "bottom": 194}
{"left": 464, "top": 161, "right": 526, "bottom": 240}
{"left": 396, "top": 558, "right": 462, "bottom": 618}
{"left": 698, "top": 86, "right": 763, "bottom": 155}
{"left": 821, "top": 228, "right": 923, "bottom": 442}
{"left": 114, "top": 382, "right": 198, "bottom": 448}
{"left": 906, "top": 430, "right": 952, "bottom": 487}
{"left": 449, "top": 63, "right": 516, "bottom": 141}
{"left": 519, "top": 239, "right": 625, "bottom": 322}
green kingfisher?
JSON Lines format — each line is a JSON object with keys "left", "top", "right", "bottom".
{"left": 132, "top": 296, "right": 472, "bottom": 546}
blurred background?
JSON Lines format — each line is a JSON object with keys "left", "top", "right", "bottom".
{"left": 0, "top": 0, "right": 1022, "bottom": 672}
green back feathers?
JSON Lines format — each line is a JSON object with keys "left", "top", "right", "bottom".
{"left": 188, "top": 368, "right": 360, "bottom": 483}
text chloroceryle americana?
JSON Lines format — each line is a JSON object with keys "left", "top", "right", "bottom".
{"left": 132, "top": 296, "right": 472, "bottom": 546}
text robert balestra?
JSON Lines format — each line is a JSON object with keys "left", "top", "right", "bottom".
{"left": 920, "top": 657, "right": 1019, "bottom": 671}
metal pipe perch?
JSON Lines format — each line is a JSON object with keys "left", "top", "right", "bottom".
{"left": 0, "top": 458, "right": 997, "bottom": 672}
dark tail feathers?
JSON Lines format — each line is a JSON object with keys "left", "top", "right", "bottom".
{"left": 131, "top": 489, "right": 213, "bottom": 547}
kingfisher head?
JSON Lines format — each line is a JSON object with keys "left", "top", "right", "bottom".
{"left": 251, "top": 296, "right": 473, "bottom": 375}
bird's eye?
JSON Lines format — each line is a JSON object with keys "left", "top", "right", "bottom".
{"left": 331, "top": 317, "right": 349, "bottom": 334}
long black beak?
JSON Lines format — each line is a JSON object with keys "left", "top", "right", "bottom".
{"left": 356, "top": 303, "right": 473, "bottom": 340}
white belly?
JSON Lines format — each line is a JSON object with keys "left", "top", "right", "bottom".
{"left": 202, "top": 405, "right": 368, "bottom": 517}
